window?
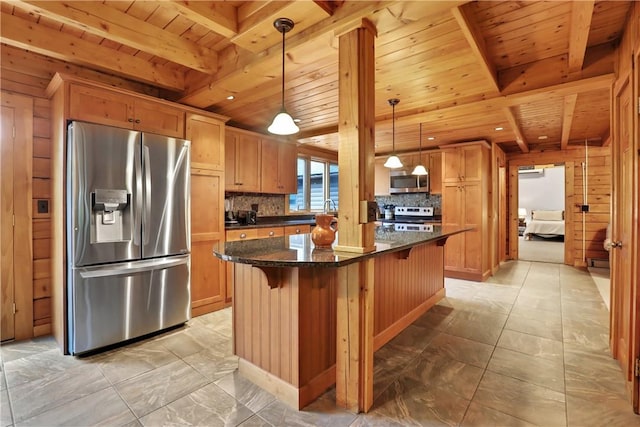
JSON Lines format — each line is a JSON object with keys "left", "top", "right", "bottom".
{"left": 289, "top": 157, "right": 338, "bottom": 212}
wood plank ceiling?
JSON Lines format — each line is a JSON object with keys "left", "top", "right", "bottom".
{"left": 0, "top": 1, "right": 630, "bottom": 154}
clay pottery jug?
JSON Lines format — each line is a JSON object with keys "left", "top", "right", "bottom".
{"left": 311, "top": 214, "right": 337, "bottom": 249}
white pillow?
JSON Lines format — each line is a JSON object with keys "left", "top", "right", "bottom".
{"left": 532, "top": 210, "right": 564, "bottom": 221}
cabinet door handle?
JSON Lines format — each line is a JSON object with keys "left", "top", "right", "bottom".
{"left": 235, "top": 182, "right": 243, "bottom": 185}
{"left": 240, "top": 233, "right": 247, "bottom": 239}
{"left": 612, "top": 241, "right": 623, "bottom": 248}
{"left": 135, "top": 119, "right": 141, "bottom": 124}
{"left": 269, "top": 231, "right": 275, "bottom": 236}
{"left": 128, "top": 118, "right": 134, "bottom": 123}
{"left": 295, "top": 228, "right": 301, "bottom": 233}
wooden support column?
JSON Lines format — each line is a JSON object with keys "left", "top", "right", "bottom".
{"left": 334, "top": 19, "right": 376, "bottom": 413}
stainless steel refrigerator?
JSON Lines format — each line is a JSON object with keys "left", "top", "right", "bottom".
{"left": 66, "top": 121, "right": 191, "bottom": 355}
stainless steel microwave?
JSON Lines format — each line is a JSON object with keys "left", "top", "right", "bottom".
{"left": 389, "top": 170, "right": 429, "bottom": 193}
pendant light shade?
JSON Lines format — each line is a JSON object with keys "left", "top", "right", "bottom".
{"left": 268, "top": 18, "right": 299, "bottom": 136}
{"left": 384, "top": 98, "right": 403, "bottom": 169}
{"left": 412, "top": 122, "right": 429, "bottom": 176}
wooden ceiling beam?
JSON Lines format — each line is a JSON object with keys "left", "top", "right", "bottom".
{"left": 451, "top": 5, "right": 500, "bottom": 93}
{"left": 164, "top": 0, "right": 238, "bottom": 39}
{"left": 231, "top": 2, "right": 297, "bottom": 53}
{"left": 0, "top": 12, "right": 184, "bottom": 91}
{"left": 10, "top": 0, "right": 218, "bottom": 73}
{"left": 502, "top": 107, "right": 529, "bottom": 153}
{"left": 179, "top": 1, "right": 393, "bottom": 107}
{"left": 560, "top": 94, "right": 578, "bottom": 149}
{"left": 568, "top": 0, "right": 595, "bottom": 73}
{"left": 373, "top": 74, "right": 613, "bottom": 129}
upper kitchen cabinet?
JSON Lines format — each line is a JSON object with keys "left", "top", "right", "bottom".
{"left": 261, "top": 137, "right": 297, "bottom": 194}
{"left": 374, "top": 158, "right": 390, "bottom": 196}
{"left": 426, "top": 151, "right": 442, "bottom": 194}
{"left": 186, "top": 113, "right": 224, "bottom": 171}
{"left": 442, "top": 143, "right": 484, "bottom": 183}
{"left": 68, "top": 83, "right": 184, "bottom": 138}
{"left": 225, "top": 128, "right": 261, "bottom": 192}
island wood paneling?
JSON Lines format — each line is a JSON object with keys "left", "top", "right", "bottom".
{"left": 373, "top": 242, "right": 445, "bottom": 350}
{"left": 233, "top": 264, "right": 336, "bottom": 391}
{"left": 232, "top": 238, "right": 446, "bottom": 409}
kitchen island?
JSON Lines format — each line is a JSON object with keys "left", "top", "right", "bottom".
{"left": 214, "top": 226, "right": 469, "bottom": 411}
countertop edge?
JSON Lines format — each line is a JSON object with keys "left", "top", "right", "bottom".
{"left": 214, "top": 227, "right": 472, "bottom": 268}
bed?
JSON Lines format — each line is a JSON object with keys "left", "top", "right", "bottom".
{"left": 523, "top": 210, "right": 565, "bottom": 240}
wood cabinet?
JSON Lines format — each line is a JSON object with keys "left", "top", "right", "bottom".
{"left": 187, "top": 114, "right": 228, "bottom": 316}
{"left": 442, "top": 144, "right": 484, "bottom": 183}
{"left": 68, "top": 83, "right": 185, "bottom": 138}
{"left": 285, "top": 224, "right": 311, "bottom": 235}
{"left": 426, "top": 151, "right": 442, "bottom": 194}
{"left": 441, "top": 141, "right": 492, "bottom": 281}
{"left": 187, "top": 113, "right": 224, "bottom": 171}
{"left": 225, "top": 128, "right": 261, "bottom": 192}
{"left": 374, "top": 158, "right": 390, "bottom": 196}
{"left": 261, "top": 137, "right": 297, "bottom": 194}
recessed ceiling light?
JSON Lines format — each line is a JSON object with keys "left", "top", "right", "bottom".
{"left": 538, "top": 135, "right": 548, "bottom": 140}
{"left": 495, "top": 127, "right": 503, "bottom": 131}
{"left": 226, "top": 95, "right": 235, "bottom": 100}
{"left": 427, "top": 136, "right": 435, "bottom": 141}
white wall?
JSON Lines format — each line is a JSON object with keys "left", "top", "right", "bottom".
{"left": 518, "top": 165, "right": 565, "bottom": 220}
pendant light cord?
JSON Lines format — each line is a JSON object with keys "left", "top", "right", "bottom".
{"left": 280, "top": 28, "right": 285, "bottom": 110}
{"left": 392, "top": 102, "right": 396, "bottom": 153}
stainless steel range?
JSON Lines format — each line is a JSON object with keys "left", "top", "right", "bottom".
{"left": 381, "top": 206, "right": 439, "bottom": 232}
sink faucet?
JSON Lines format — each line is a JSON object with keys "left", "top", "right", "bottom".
{"left": 324, "top": 199, "right": 337, "bottom": 214}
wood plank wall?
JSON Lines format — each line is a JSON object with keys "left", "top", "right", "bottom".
{"left": 1, "top": 45, "right": 160, "bottom": 338}
{"left": 508, "top": 146, "right": 611, "bottom": 266}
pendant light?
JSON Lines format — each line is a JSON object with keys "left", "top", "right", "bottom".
{"left": 383, "top": 98, "right": 403, "bottom": 169}
{"left": 412, "top": 123, "right": 428, "bottom": 176}
{"left": 268, "top": 18, "right": 299, "bottom": 136}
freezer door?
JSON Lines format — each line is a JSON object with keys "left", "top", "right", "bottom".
{"left": 142, "top": 133, "right": 190, "bottom": 259}
{"left": 68, "top": 255, "right": 190, "bottom": 355}
{"left": 67, "top": 122, "right": 142, "bottom": 267}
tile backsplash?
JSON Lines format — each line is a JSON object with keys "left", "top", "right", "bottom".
{"left": 374, "top": 193, "right": 442, "bottom": 215}
{"left": 226, "top": 192, "right": 441, "bottom": 217}
{"left": 226, "top": 193, "right": 285, "bottom": 216}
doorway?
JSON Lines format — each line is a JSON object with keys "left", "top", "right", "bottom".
{"left": 1, "top": 92, "right": 33, "bottom": 341}
{"left": 517, "top": 164, "right": 565, "bottom": 263}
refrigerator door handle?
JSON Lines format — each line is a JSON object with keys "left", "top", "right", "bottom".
{"left": 143, "top": 145, "right": 151, "bottom": 245}
{"left": 133, "top": 143, "right": 143, "bottom": 246}
{"left": 78, "top": 255, "right": 189, "bottom": 279}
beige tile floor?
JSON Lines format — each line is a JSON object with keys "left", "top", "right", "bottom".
{"left": 1, "top": 260, "right": 639, "bottom": 426}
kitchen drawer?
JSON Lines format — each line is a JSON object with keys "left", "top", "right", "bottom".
{"left": 226, "top": 228, "right": 258, "bottom": 242}
{"left": 258, "top": 227, "right": 285, "bottom": 238}
{"left": 284, "top": 224, "right": 311, "bottom": 235}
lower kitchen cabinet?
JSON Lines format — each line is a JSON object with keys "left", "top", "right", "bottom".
{"left": 191, "top": 240, "right": 226, "bottom": 316}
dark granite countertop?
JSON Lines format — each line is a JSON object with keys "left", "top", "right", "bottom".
{"left": 213, "top": 226, "right": 471, "bottom": 268}
{"left": 225, "top": 215, "right": 317, "bottom": 230}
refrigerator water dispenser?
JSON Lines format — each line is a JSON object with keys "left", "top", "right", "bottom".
{"left": 92, "top": 189, "right": 130, "bottom": 243}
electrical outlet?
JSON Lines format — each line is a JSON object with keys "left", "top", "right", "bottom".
{"left": 581, "top": 204, "right": 589, "bottom": 212}
{"left": 360, "top": 200, "right": 378, "bottom": 223}
{"left": 37, "top": 199, "right": 49, "bottom": 214}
